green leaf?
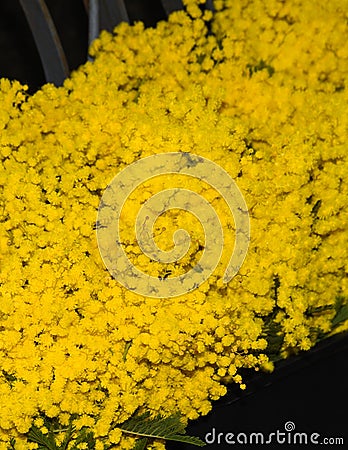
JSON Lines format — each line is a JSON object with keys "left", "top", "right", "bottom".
{"left": 2, "top": 370, "right": 17, "bottom": 385}
{"left": 308, "top": 296, "right": 348, "bottom": 342}
{"left": 331, "top": 297, "right": 348, "bottom": 328}
{"left": 27, "top": 425, "right": 58, "bottom": 450}
{"left": 59, "top": 419, "right": 75, "bottom": 450}
{"left": 132, "top": 437, "right": 149, "bottom": 450}
{"left": 7, "top": 438, "right": 16, "bottom": 450}
{"left": 123, "top": 341, "right": 132, "bottom": 362}
{"left": 69, "top": 427, "right": 96, "bottom": 450}
{"left": 119, "top": 412, "right": 205, "bottom": 447}
{"left": 246, "top": 59, "right": 275, "bottom": 77}
{"left": 262, "top": 309, "right": 284, "bottom": 361}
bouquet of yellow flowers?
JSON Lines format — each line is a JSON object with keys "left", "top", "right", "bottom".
{"left": 0, "top": 0, "right": 347, "bottom": 449}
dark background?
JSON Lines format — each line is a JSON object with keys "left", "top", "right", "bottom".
{"left": 0, "top": 0, "right": 167, "bottom": 92}
{"left": 168, "top": 333, "right": 348, "bottom": 449}
{"left": 1, "top": 1, "right": 347, "bottom": 449}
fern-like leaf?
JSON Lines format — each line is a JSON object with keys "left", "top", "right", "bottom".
{"left": 7, "top": 438, "right": 16, "bottom": 450}
{"left": 69, "top": 427, "right": 96, "bottom": 450}
{"left": 132, "top": 437, "right": 149, "bottom": 450}
{"left": 119, "top": 412, "right": 205, "bottom": 447}
{"left": 27, "top": 425, "right": 58, "bottom": 450}
{"left": 331, "top": 297, "right": 348, "bottom": 329}
{"left": 59, "top": 420, "right": 75, "bottom": 450}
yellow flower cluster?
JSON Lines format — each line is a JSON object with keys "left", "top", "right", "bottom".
{"left": 0, "top": 0, "right": 347, "bottom": 448}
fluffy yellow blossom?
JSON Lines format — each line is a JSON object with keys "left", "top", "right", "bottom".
{"left": 0, "top": 0, "right": 347, "bottom": 449}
